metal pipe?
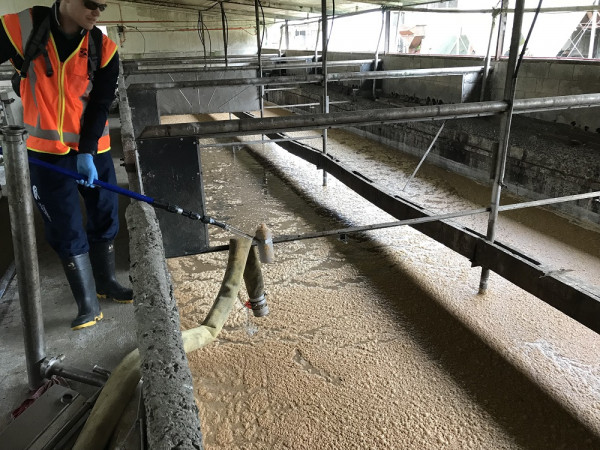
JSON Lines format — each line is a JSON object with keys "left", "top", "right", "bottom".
{"left": 128, "top": 66, "right": 486, "bottom": 90}
{"left": 480, "top": 11, "right": 497, "bottom": 101}
{"left": 41, "top": 357, "right": 108, "bottom": 387}
{"left": 373, "top": 10, "right": 384, "bottom": 100}
{"left": 495, "top": 0, "right": 509, "bottom": 60}
{"left": 125, "top": 55, "right": 310, "bottom": 67}
{"left": 479, "top": 0, "right": 525, "bottom": 294}
{"left": 589, "top": 9, "right": 598, "bottom": 58}
{"left": 1, "top": 125, "right": 45, "bottom": 390}
{"left": 220, "top": 3, "right": 228, "bottom": 68}
{"left": 384, "top": 10, "right": 391, "bottom": 54}
{"left": 254, "top": 0, "right": 265, "bottom": 118}
{"left": 402, "top": 121, "right": 446, "bottom": 191}
{"left": 140, "top": 93, "right": 600, "bottom": 139}
{"left": 321, "top": 0, "right": 329, "bottom": 187}
{"left": 200, "top": 190, "right": 600, "bottom": 250}
{"left": 314, "top": 19, "right": 321, "bottom": 61}
{"left": 386, "top": 5, "right": 600, "bottom": 14}
{"left": 274, "top": 190, "right": 600, "bottom": 243}
{"left": 125, "top": 59, "right": 373, "bottom": 74}
{"left": 263, "top": 101, "right": 350, "bottom": 108}
{"left": 285, "top": 20, "right": 290, "bottom": 52}
{"left": 196, "top": 134, "right": 322, "bottom": 148}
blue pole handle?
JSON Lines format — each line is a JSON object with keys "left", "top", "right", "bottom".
{"left": 27, "top": 156, "right": 208, "bottom": 222}
{"left": 28, "top": 156, "right": 155, "bottom": 204}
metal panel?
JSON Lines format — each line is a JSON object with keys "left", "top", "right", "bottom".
{"left": 127, "top": 70, "right": 260, "bottom": 115}
{"left": 137, "top": 136, "right": 209, "bottom": 258}
{"left": 128, "top": 89, "right": 160, "bottom": 139}
{"left": 0, "top": 385, "right": 87, "bottom": 449}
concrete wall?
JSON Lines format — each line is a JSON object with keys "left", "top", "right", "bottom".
{"left": 281, "top": 51, "right": 600, "bottom": 132}
{"left": 490, "top": 59, "right": 600, "bottom": 132}
{"left": 0, "top": 1, "right": 258, "bottom": 60}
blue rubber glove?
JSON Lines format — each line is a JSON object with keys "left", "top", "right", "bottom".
{"left": 76, "top": 153, "right": 98, "bottom": 188}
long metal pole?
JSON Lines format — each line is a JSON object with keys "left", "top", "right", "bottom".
{"left": 402, "top": 121, "right": 446, "bottom": 191}
{"left": 1, "top": 125, "right": 45, "bottom": 390}
{"left": 285, "top": 20, "right": 290, "bottom": 52}
{"left": 128, "top": 66, "right": 487, "bottom": 90}
{"left": 321, "top": 0, "right": 329, "bottom": 186}
{"left": 373, "top": 10, "right": 385, "bottom": 99}
{"left": 495, "top": 0, "right": 509, "bottom": 60}
{"left": 255, "top": 0, "right": 264, "bottom": 118}
{"left": 140, "top": 93, "right": 600, "bottom": 139}
{"left": 589, "top": 9, "right": 598, "bottom": 58}
{"left": 480, "top": 11, "right": 497, "bottom": 101}
{"left": 479, "top": 0, "right": 525, "bottom": 294}
{"left": 221, "top": 4, "right": 228, "bottom": 68}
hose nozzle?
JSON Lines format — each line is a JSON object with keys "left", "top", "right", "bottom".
{"left": 254, "top": 223, "right": 274, "bottom": 264}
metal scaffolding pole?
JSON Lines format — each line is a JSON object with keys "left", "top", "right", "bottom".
{"left": 255, "top": 0, "right": 264, "bottom": 118}
{"left": 123, "top": 59, "right": 373, "bottom": 75}
{"left": 479, "top": 0, "right": 525, "bottom": 294}
{"left": 373, "top": 10, "right": 385, "bottom": 100}
{"left": 480, "top": 10, "right": 497, "bottom": 101}
{"left": 321, "top": 0, "right": 329, "bottom": 187}
{"left": 127, "top": 66, "right": 486, "bottom": 90}
{"left": 495, "top": 0, "right": 509, "bottom": 60}
{"left": 140, "top": 93, "right": 600, "bottom": 139}
{"left": 589, "top": 9, "right": 598, "bottom": 58}
{"left": 1, "top": 125, "right": 45, "bottom": 390}
{"left": 402, "top": 121, "right": 446, "bottom": 191}
{"left": 220, "top": 3, "right": 228, "bottom": 68}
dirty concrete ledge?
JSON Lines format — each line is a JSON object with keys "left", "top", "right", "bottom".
{"left": 127, "top": 201, "right": 203, "bottom": 448}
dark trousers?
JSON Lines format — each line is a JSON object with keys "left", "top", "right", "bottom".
{"left": 28, "top": 150, "right": 119, "bottom": 259}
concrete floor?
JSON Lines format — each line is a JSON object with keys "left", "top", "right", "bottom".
{"left": 0, "top": 118, "right": 139, "bottom": 445}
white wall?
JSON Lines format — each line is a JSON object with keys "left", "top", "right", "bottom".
{"left": 1, "top": 1, "right": 260, "bottom": 59}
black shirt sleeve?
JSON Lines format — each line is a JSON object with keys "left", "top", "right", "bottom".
{"left": 0, "top": 19, "right": 18, "bottom": 64}
{"left": 78, "top": 49, "right": 119, "bottom": 154}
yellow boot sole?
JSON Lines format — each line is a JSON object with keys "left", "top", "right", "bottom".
{"left": 71, "top": 312, "right": 104, "bottom": 331}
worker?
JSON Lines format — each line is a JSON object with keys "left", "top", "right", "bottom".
{"left": 0, "top": 0, "right": 132, "bottom": 330}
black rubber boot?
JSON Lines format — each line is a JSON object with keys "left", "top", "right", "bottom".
{"left": 62, "top": 254, "right": 103, "bottom": 330}
{"left": 89, "top": 241, "right": 133, "bottom": 304}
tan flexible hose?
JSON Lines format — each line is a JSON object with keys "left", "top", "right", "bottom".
{"left": 73, "top": 350, "right": 141, "bottom": 450}
{"left": 74, "top": 238, "right": 256, "bottom": 449}
{"left": 183, "top": 238, "right": 252, "bottom": 352}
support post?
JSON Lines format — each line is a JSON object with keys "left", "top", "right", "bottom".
{"left": 321, "top": 0, "right": 329, "bottom": 187}
{"left": 373, "top": 10, "right": 385, "bottom": 99}
{"left": 384, "top": 10, "right": 391, "bottom": 54}
{"left": 221, "top": 4, "right": 228, "bottom": 68}
{"left": 285, "top": 20, "right": 290, "bottom": 52}
{"left": 480, "top": 11, "right": 497, "bottom": 101}
{"left": 255, "top": 0, "right": 264, "bottom": 118}
{"left": 1, "top": 126, "right": 45, "bottom": 390}
{"left": 479, "top": 0, "right": 525, "bottom": 294}
{"left": 589, "top": 10, "right": 597, "bottom": 59}
{"left": 495, "top": 0, "right": 509, "bottom": 60}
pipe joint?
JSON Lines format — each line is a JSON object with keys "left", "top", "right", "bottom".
{"left": 1, "top": 125, "right": 27, "bottom": 140}
{"left": 248, "top": 292, "right": 269, "bottom": 317}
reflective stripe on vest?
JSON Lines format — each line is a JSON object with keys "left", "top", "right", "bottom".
{"left": 3, "top": 9, "right": 113, "bottom": 155}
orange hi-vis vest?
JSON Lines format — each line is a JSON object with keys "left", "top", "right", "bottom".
{"left": 1, "top": 9, "right": 118, "bottom": 155}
